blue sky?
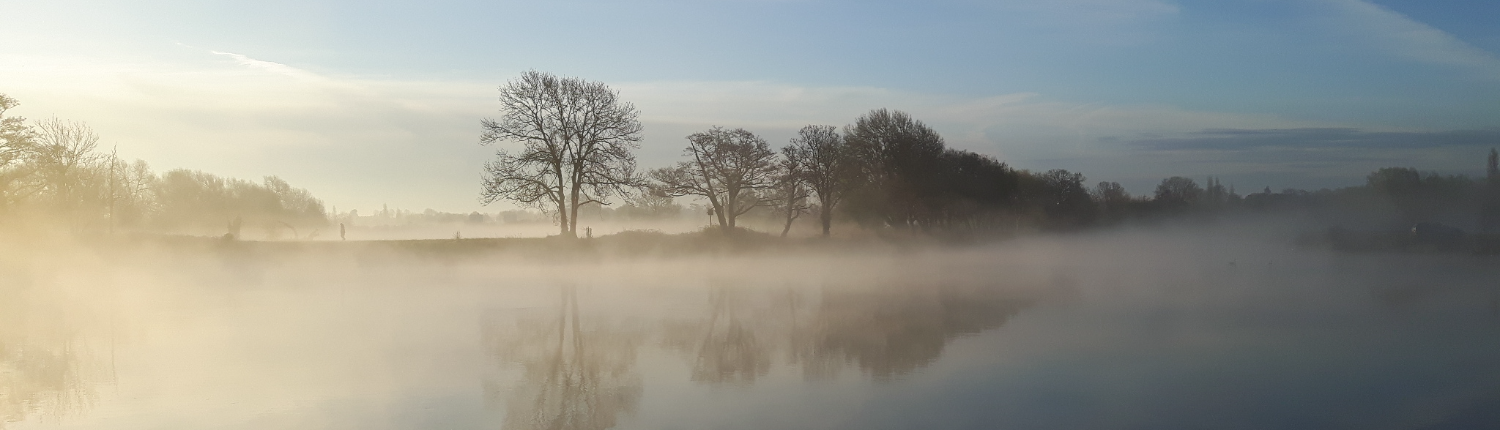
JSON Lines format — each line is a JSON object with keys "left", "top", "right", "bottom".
{"left": 2, "top": 0, "right": 1498, "bottom": 213}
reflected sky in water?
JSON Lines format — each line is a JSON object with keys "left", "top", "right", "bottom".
{"left": 4, "top": 230, "right": 1500, "bottom": 429}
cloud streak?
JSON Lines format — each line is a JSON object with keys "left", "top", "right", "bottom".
{"left": 1130, "top": 128, "right": 1500, "bottom": 151}
{"left": 1329, "top": 0, "right": 1500, "bottom": 80}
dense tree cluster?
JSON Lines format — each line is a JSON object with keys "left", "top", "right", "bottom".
{"left": 640, "top": 106, "right": 1500, "bottom": 236}
{"left": 0, "top": 93, "right": 328, "bottom": 237}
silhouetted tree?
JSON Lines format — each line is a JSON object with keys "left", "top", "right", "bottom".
{"left": 1483, "top": 148, "right": 1500, "bottom": 232}
{"left": 784, "top": 125, "right": 852, "bottom": 236}
{"left": 1201, "top": 177, "right": 1238, "bottom": 210}
{"left": 650, "top": 127, "right": 778, "bottom": 230}
{"left": 1154, "top": 176, "right": 1202, "bottom": 210}
{"left": 933, "top": 150, "right": 1018, "bottom": 229}
{"left": 479, "top": 71, "right": 643, "bottom": 238}
{"left": 1489, "top": 149, "right": 1499, "bottom": 181}
{"left": 772, "top": 145, "right": 814, "bottom": 237}
{"left": 843, "top": 109, "right": 947, "bottom": 229}
{"left": 1092, "top": 181, "right": 1131, "bottom": 222}
{"left": 1035, "top": 169, "right": 1094, "bottom": 227}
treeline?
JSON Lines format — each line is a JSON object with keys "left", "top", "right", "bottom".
{"left": 651, "top": 108, "right": 1500, "bottom": 235}
{"left": 645, "top": 109, "right": 1338, "bottom": 236}
{"left": 480, "top": 72, "right": 1500, "bottom": 238}
{"left": 0, "top": 94, "right": 328, "bottom": 237}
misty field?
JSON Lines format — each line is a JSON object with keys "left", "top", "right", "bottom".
{"left": 4, "top": 224, "right": 1499, "bottom": 430}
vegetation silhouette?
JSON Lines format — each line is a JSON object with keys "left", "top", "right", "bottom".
{"left": 479, "top": 71, "right": 644, "bottom": 239}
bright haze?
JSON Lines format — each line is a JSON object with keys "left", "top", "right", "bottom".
{"left": 2, "top": 0, "right": 1498, "bottom": 213}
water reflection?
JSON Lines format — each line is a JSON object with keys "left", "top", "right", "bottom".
{"left": 483, "top": 285, "right": 643, "bottom": 430}
{"left": 661, "top": 285, "right": 774, "bottom": 385}
{"left": 0, "top": 268, "right": 108, "bottom": 429}
{"left": 790, "top": 282, "right": 1037, "bottom": 380}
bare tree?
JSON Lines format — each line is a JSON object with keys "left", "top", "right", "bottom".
{"left": 772, "top": 146, "right": 812, "bottom": 237}
{"left": 479, "top": 71, "right": 643, "bottom": 238}
{"left": 783, "top": 125, "right": 850, "bottom": 236}
{"left": 650, "top": 127, "right": 778, "bottom": 231}
{"left": 32, "top": 117, "right": 103, "bottom": 213}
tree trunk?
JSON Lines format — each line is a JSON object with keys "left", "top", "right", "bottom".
{"left": 567, "top": 188, "right": 581, "bottom": 238}
{"left": 556, "top": 198, "right": 570, "bottom": 237}
{"left": 780, "top": 208, "right": 794, "bottom": 238}
{"left": 820, "top": 204, "right": 832, "bottom": 237}
{"left": 724, "top": 192, "right": 737, "bottom": 229}
{"left": 708, "top": 196, "right": 729, "bottom": 230}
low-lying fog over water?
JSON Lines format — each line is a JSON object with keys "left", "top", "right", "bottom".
{"left": 5, "top": 225, "right": 1500, "bottom": 430}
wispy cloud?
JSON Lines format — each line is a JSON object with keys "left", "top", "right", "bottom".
{"left": 1328, "top": 0, "right": 1500, "bottom": 79}
{"left": 210, "top": 51, "right": 325, "bottom": 81}
{"left": 1130, "top": 128, "right": 1500, "bottom": 151}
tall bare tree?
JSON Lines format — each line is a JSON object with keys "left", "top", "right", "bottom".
{"left": 32, "top": 117, "right": 103, "bottom": 214}
{"left": 480, "top": 71, "right": 643, "bottom": 238}
{"left": 783, "top": 125, "right": 850, "bottom": 236}
{"left": 650, "top": 127, "right": 777, "bottom": 231}
{"left": 772, "top": 146, "right": 812, "bottom": 237}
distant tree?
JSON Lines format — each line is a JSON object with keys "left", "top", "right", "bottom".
{"left": 843, "top": 109, "right": 947, "bottom": 229}
{"left": 783, "top": 125, "right": 852, "bottom": 236}
{"left": 1201, "top": 177, "right": 1237, "bottom": 210}
{"left": 1092, "top": 182, "right": 1129, "bottom": 206}
{"left": 0, "top": 94, "right": 31, "bottom": 169}
{"left": 1488, "top": 149, "right": 1499, "bottom": 183}
{"left": 1154, "top": 176, "right": 1202, "bottom": 209}
{"left": 31, "top": 118, "right": 103, "bottom": 216}
{"left": 1035, "top": 169, "right": 1093, "bottom": 227}
{"left": 934, "top": 150, "right": 1018, "bottom": 229}
{"left": 650, "top": 127, "right": 778, "bottom": 230}
{"left": 619, "top": 189, "right": 682, "bottom": 220}
{"left": 1483, "top": 149, "right": 1500, "bottom": 232}
{"left": 771, "top": 147, "right": 812, "bottom": 237}
{"left": 0, "top": 94, "right": 35, "bottom": 209}
{"left": 154, "top": 169, "right": 327, "bottom": 234}
{"left": 479, "top": 71, "right": 643, "bottom": 238}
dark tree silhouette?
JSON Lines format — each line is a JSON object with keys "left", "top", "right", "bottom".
{"left": 1093, "top": 181, "right": 1131, "bottom": 222}
{"left": 784, "top": 125, "right": 852, "bottom": 236}
{"left": 649, "top": 127, "right": 778, "bottom": 230}
{"left": 1483, "top": 149, "right": 1500, "bottom": 232}
{"left": 770, "top": 149, "right": 812, "bottom": 237}
{"left": 480, "top": 71, "right": 643, "bottom": 238}
{"left": 1035, "top": 169, "right": 1094, "bottom": 227}
{"left": 843, "top": 109, "right": 947, "bottom": 229}
{"left": 1154, "top": 176, "right": 1203, "bottom": 210}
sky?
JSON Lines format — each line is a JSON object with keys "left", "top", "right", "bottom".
{"left": 2, "top": 0, "right": 1498, "bottom": 213}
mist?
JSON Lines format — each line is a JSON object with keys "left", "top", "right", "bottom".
{"left": 5, "top": 6, "right": 1500, "bottom": 424}
{"left": 3, "top": 215, "right": 1499, "bottom": 429}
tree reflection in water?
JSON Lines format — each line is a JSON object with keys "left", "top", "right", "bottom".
{"left": 790, "top": 282, "right": 1036, "bottom": 380}
{"left": 0, "top": 267, "right": 107, "bottom": 428}
{"left": 483, "top": 285, "right": 642, "bottom": 430}
{"left": 678, "top": 286, "right": 771, "bottom": 385}
{"left": 663, "top": 280, "right": 1040, "bottom": 384}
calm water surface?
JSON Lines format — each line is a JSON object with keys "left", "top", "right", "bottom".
{"left": 5, "top": 232, "right": 1500, "bottom": 429}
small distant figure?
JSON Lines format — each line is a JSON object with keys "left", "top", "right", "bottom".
{"left": 227, "top": 216, "right": 243, "bottom": 239}
{"left": 340, "top": 223, "right": 346, "bottom": 241}
{"left": 455, "top": 231, "right": 462, "bottom": 240}
{"left": 586, "top": 226, "right": 593, "bottom": 239}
